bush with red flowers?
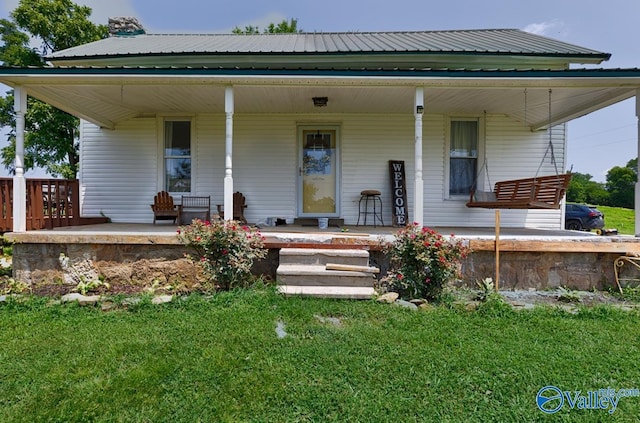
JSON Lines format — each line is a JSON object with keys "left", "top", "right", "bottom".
{"left": 382, "top": 223, "right": 470, "bottom": 300}
{"left": 178, "top": 219, "right": 267, "bottom": 291}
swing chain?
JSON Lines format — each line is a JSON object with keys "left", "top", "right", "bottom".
{"left": 535, "top": 89, "right": 560, "bottom": 178}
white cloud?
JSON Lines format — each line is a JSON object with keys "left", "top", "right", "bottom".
{"left": 522, "top": 20, "right": 565, "bottom": 37}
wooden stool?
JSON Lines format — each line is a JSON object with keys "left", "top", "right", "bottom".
{"left": 357, "top": 190, "right": 383, "bottom": 227}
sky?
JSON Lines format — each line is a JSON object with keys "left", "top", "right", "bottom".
{"left": 1, "top": 0, "right": 639, "bottom": 181}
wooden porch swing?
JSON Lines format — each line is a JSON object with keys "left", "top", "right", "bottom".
{"left": 466, "top": 89, "right": 572, "bottom": 210}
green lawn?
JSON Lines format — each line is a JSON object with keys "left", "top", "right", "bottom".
{"left": 598, "top": 205, "right": 635, "bottom": 235}
{"left": 1, "top": 289, "right": 640, "bottom": 422}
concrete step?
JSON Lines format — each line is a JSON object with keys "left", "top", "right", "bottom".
{"left": 277, "top": 285, "right": 375, "bottom": 299}
{"left": 279, "top": 248, "right": 370, "bottom": 267}
{"left": 277, "top": 264, "right": 375, "bottom": 287}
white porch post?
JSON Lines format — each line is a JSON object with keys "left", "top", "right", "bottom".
{"left": 224, "top": 86, "right": 234, "bottom": 221}
{"left": 414, "top": 87, "right": 424, "bottom": 226}
{"left": 636, "top": 89, "right": 640, "bottom": 236}
{"left": 13, "top": 86, "right": 27, "bottom": 232}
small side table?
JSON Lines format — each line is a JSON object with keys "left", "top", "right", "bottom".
{"left": 357, "top": 190, "right": 383, "bottom": 227}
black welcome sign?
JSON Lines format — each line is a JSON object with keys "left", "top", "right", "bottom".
{"left": 389, "top": 160, "right": 408, "bottom": 226}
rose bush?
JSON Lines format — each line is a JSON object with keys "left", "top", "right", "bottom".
{"left": 178, "top": 219, "right": 267, "bottom": 291}
{"left": 382, "top": 223, "right": 470, "bottom": 301}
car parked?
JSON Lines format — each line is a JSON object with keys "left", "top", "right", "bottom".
{"left": 564, "top": 203, "right": 605, "bottom": 231}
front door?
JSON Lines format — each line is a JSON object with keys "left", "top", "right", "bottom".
{"left": 298, "top": 127, "right": 339, "bottom": 217}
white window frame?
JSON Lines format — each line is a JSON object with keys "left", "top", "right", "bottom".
{"left": 444, "top": 116, "right": 485, "bottom": 200}
{"left": 157, "top": 117, "right": 195, "bottom": 195}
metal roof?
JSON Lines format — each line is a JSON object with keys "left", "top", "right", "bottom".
{"left": 47, "top": 29, "right": 610, "bottom": 65}
{"left": 5, "top": 65, "right": 638, "bottom": 77}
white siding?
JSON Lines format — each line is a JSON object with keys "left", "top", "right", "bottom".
{"left": 342, "top": 114, "right": 416, "bottom": 225}
{"left": 79, "top": 112, "right": 566, "bottom": 228}
{"left": 194, "top": 114, "right": 224, "bottom": 206}
{"left": 231, "top": 114, "right": 298, "bottom": 223}
{"left": 428, "top": 114, "right": 565, "bottom": 229}
{"left": 80, "top": 118, "right": 158, "bottom": 223}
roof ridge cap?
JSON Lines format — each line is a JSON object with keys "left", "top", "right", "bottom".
{"left": 140, "top": 28, "right": 523, "bottom": 37}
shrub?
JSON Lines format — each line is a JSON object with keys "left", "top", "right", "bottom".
{"left": 382, "top": 223, "right": 470, "bottom": 301}
{"left": 178, "top": 219, "right": 267, "bottom": 291}
{"left": 476, "top": 293, "right": 514, "bottom": 317}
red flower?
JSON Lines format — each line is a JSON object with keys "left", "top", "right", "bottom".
{"left": 222, "top": 249, "right": 228, "bottom": 255}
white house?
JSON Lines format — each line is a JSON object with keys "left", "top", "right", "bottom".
{"left": 3, "top": 22, "right": 640, "bottom": 232}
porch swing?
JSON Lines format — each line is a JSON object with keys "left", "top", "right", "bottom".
{"left": 466, "top": 89, "right": 572, "bottom": 210}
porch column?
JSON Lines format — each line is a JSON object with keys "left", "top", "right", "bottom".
{"left": 224, "top": 86, "right": 234, "bottom": 221}
{"left": 13, "top": 86, "right": 27, "bottom": 232}
{"left": 414, "top": 87, "right": 424, "bottom": 226}
{"left": 636, "top": 89, "right": 640, "bottom": 236}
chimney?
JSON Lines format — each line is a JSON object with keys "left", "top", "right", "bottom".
{"left": 108, "top": 17, "right": 145, "bottom": 37}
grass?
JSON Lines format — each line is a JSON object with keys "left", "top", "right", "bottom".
{"left": 595, "top": 205, "right": 634, "bottom": 235}
{"left": 1, "top": 289, "right": 640, "bottom": 422}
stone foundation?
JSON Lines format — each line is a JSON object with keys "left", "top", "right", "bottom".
{"left": 461, "top": 251, "right": 618, "bottom": 291}
{"left": 13, "top": 243, "right": 203, "bottom": 293}
{"left": 10, "top": 242, "right": 627, "bottom": 294}
{"left": 12, "top": 241, "right": 281, "bottom": 295}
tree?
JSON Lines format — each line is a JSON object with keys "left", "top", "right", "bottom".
{"left": 605, "top": 158, "right": 637, "bottom": 209}
{"left": 584, "top": 181, "right": 610, "bottom": 205}
{"left": 233, "top": 18, "right": 301, "bottom": 34}
{"left": 627, "top": 158, "right": 638, "bottom": 176}
{"left": 0, "top": 0, "right": 107, "bottom": 178}
{"left": 566, "top": 172, "right": 609, "bottom": 205}
{"left": 0, "top": 19, "right": 42, "bottom": 66}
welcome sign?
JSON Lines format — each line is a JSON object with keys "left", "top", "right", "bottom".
{"left": 389, "top": 160, "right": 408, "bottom": 226}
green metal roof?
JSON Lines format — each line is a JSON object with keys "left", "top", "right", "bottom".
{"left": 46, "top": 29, "right": 610, "bottom": 69}
{"left": 4, "top": 66, "right": 637, "bottom": 78}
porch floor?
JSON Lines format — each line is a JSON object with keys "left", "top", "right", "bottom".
{"left": 5, "top": 221, "right": 601, "bottom": 238}
{"left": 5, "top": 222, "right": 640, "bottom": 254}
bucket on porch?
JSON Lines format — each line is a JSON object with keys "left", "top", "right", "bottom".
{"left": 318, "top": 218, "right": 329, "bottom": 230}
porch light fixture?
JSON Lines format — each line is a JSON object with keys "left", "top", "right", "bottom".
{"left": 416, "top": 105, "right": 424, "bottom": 114}
{"left": 312, "top": 96, "right": 328, "bottom": 107}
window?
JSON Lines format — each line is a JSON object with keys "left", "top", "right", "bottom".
{"left": 164, "top": 120, "right": 192, "bottom": 192}
{"left": 449, "top": 119, "right": 478, "bottom": 196}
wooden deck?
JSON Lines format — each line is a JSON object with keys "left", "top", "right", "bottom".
{"left": 0, "top": 178, "right": 109, "bottom": 232}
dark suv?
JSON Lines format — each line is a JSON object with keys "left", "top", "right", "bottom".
{"left": 564, "top": 204, "right": 605, "bottom": 231}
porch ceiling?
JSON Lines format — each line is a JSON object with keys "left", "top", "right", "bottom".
{"left": 3, "top": 72, "right": 639, "bottom": 130}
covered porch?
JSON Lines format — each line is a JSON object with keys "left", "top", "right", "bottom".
{"left": 3, "top": 68, "right": 640, "bottom": 233}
